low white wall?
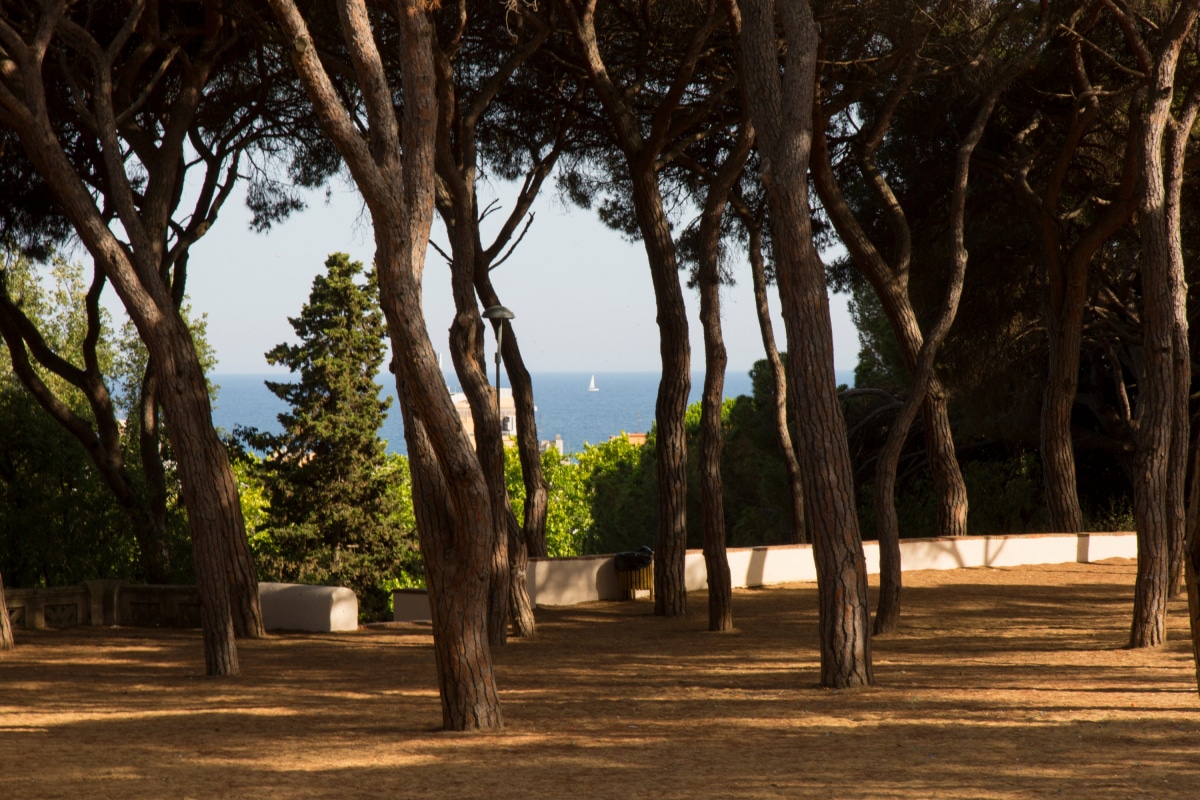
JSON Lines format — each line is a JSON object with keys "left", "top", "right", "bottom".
{"left": 530, "top": 531, "right": 1138, "bottom": 606}
{"left": 259, "top": 582, "right": 358, "bottom": 632}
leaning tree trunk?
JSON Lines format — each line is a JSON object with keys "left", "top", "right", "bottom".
{"left": 0, "top": 569, "right": 13, "bottom": 652}
{"left": 743, "top": 216, "right": 807, "bottom": 544}
{"left": 270, "top": 0, "right": 505, "bottom": 729}
{"left": 734, "top": 0, "right": 872, "bottom": 688}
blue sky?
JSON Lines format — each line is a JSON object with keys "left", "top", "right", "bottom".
{"left": 170, "top": 178, "right": 858, "bottom": 375}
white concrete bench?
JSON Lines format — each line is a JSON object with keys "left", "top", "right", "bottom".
{"left": 259, "top": 583, "right": 358, "bottom": 632}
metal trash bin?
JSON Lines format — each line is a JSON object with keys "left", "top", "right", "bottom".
{"left": 613, "top": 546, "right": 654, "bottom": 601}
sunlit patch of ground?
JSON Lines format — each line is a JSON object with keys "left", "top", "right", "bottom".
{"left": 2, "top": 559, "right": 1197, "bottom": 799}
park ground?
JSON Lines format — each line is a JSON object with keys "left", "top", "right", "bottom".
{"left": 1, "top": 559, "right": 1197, "bottom": 799}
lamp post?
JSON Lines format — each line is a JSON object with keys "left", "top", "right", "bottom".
{"left": 481, "top": 305, "right": 515, "bottom": 423}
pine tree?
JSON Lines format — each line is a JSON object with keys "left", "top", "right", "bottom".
{"left": 247, "top": 252, "right": 417, "bottom": 620}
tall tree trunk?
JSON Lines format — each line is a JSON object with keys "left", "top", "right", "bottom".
{"left": 0, "top": 569, "right": 13, "bottom": 652}
{"left": 696, "top": 128, "right": 751, "bottom": 633}
{"left": 741, "top": 214, "right": 807, "bottom": 544}
{"left": 623, "top": 165, "right": 691, "bottom": 619}
{"left": 270, "top": 0, "right": 504, "bottom": 728}
{"left": 733, "top": 0, "right": 872, "bottom": 688}
{"left": 1126, "top": 0, "right": 1200, "bottom": 648}
{"left": 558, "top": 2, "right": 724, "bottom": 618}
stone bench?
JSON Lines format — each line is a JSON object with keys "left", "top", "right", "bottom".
{"left": 259, "top": 583, "right": 358, "bottom": 632}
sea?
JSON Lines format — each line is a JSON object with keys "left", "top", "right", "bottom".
{"left": 211, "top": 369, "right": 856, "bottom": 456}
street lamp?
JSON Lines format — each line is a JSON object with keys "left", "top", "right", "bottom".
{"left": 481, "top": 305, "right": 515, "bottom": 423}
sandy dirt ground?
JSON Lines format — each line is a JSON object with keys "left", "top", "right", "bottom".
{"left": 1, "top": 558, "right": 1198, "bottom": 799}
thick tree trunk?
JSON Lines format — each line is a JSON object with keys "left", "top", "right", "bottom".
{"left": 744, "top": 219, "right": 807, "bottom": 544}
{"left": 735, "top": 0, "right": 872, "bottom": 688}
{"left": 0, "top": 569, "right": 13, "bottom": 652}
{"left": 400, "top": 386, "right": 504, "bottom": 730}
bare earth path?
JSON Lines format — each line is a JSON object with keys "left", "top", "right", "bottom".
{"left": 1, "top": 559, "right": 1197, "bottom": 799}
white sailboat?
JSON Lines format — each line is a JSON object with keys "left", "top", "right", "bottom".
{"left": 588, "top": 374, "right": 599, "bottom": 392}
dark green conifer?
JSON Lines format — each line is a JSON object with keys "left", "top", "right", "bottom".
{"left": 247, "top": 252, "right": 417, "bottom": 620}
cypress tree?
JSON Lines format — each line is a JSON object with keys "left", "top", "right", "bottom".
{"left": 248, "top": 253, "right": 417, "bottom": 620}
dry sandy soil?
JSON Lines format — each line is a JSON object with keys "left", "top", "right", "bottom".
{"left": 1, "top": 558, "right": 1198, "bottom": 799}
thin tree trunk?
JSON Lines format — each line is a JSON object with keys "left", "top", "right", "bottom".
{"left": 0, "top": 569, "right": 13, "bottom": 652}
{"left": 696, "top": 128, "right": 750, "bottom": 633}
{"left": 1032, "top": 36, "right": 1140, "bottom": 536}
{"left": 624, "top": 165, "right": 691, "bottom": 619}
{"left": 558, "top": 1, "right": 722, "bottom": 618}
{"left": 875, "top": 8, "right": 1047, "bottom": 634}
{"left": 741, "top": 214, "right": 807, "bottom": 544}
{"left": 734, "top": 0, "right": 872, "bottom": 688}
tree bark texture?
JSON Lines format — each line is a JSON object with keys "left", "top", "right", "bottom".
{"left": 269, "top": 0, "right": 504, "bottom": 728}
{"left": 0, "top": 570, "right": 14, "bottom": 652}
{"left": 1125, "top": 0, "right": 1200, "bottom": 648}
{"left": 811, "top": 88, "right": 969, "bottom": 540}
{"left": 741, "top": 212, "right": 807, "bottom": 544}
{"left": 0, "top": 3, "right": 264, "bottom": 674}
{"left": 733, "top": 0, "right": 872, "bottom": 688}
